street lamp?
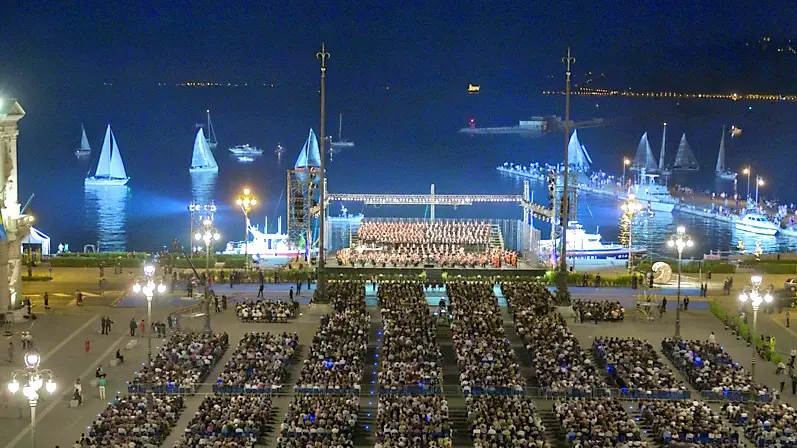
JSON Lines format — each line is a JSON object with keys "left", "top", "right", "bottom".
{"left": 667, "top": 225, "right": 694, "bottom": 339}
{"left": 8, "top": 350, "right": 56, "bottom": 447}
{"left": 755, "top": 176, "right": 764, "bottom": 207}
{"left": 235, "top": 188, "right": 257, "bottom": 271}
{"left": 742, "top": 166, "right": 751, "bottom": 203}
{"left": 621, "top": 194, "right": 642, "bottom": 273}
{"left": 622, "top": 157, "right": 631, "bottom": 190}
{"left": 195, "top": 217, "right": 220, "bottom": 334}
{"left": 131, "top": 264, "right": 166, "bottom": 387}
{"left": 738, "top": 274, "right": 773, "bottom": 382}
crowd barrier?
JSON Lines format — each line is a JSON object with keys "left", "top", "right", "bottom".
{"left": 127, "top": 383, "right": 197, "bottom": 394}
{"left": 213, "top": 384, "right": 284, "bottom": 394}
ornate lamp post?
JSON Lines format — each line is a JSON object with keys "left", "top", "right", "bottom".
{"left": 621, "top": 194, "right": 642, "bottom": 273}
{"left": 738, "top": 274, "right": 773, "bottom": 382}
{"left": 622, "top": 157, "right": 631, "bottom": 190}
{"left": 8, "top": 351, "right": 56, "bottom": 447}
{"left": 131, "top": 264, "right": 166, "bottom": 385}
{"left": 667, "top": 225, "right": 694, "bottom": 339}
{"left": 742, "top": 166, "right": 751, "bottom": 202}
{"left": 195, "top": 218, "right": 220, "bottom": 334}
{"left": 235, "top": 188, "right": 256, "bottom": 271}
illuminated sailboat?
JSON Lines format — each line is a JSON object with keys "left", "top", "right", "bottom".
{"left": 630, "top": 132, "right": 658, "bottom": 173}
{"left": 329, "top": 113, "right": 354, "bottom": 153}
{"left": 673, "top": 133, "right": 699, "bottom": 171}
{"left": 716, "top": 126, "right": 737, "bottom": 180}
{"left": 75, "top": 124, "right": 91, "bottom": 157}
{"left": 189, "top": 128, "right": 219, "bottom": 173}
{"left": 84, "top": 125, "right": 129, "bottom": 186}
{"left": 206, "top": 110, "right": 218, "bottom": 149}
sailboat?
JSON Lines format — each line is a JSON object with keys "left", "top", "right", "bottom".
{"left": 329, "top": 114, "right": 354, "bottom": 151}
{"left": 206, "top": 110, "right": 218, "bottom": 150}
{"left": 75, "top": 124, "right": 92, "bottom": 157}
{"left": 673, "top": 133, "right": 700, "bottom": 171}
{"left": 189, "top": 128, "right": 219, "bottom": 173}
{"left": 567, "top": 130, "right": 591, "bottom": 172}
{"left": 275, "top": 143, "right": 285, "bottom": 157}
{"left": 85, "top": 125, "right": 130, "bottom": 186}
{"left": 658, "top": 123, "right": 672, "bottom": 175}
{"left": 715, "top": 126, "right": 737, "bottom": 180}
{"left": 630, "top": 132, "right": 658, "bottom": 173}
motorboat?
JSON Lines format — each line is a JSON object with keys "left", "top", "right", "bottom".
{"left": 228, "top": 144, "right": 263, "bottom": 156}
{"left": 85, "top": 125, "right": 130, "bottom": 186}
{"left": 223, "top": 217, "right": 302, "bottom": 261}
{"left": 75, "top": 124, "right": 91, "bottom": 157}
{"left": 735, "top": 212, "right": 779, "bottom": 236}
{"left": 625, "top": 170, "right": 678, "bottom": 212}
{"left": 540, "top": 221, "right": 647, "bottom": 262}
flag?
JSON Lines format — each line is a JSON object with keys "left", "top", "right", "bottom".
{"left": 731, "top": 126, "right": 742, "bottom": 137}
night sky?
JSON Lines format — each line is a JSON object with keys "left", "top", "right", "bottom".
{"left": 1, "top": 1, "right": 794, "bottom": 96}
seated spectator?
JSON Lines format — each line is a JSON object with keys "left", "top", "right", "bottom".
{"left": 215, "top": 332, "right": 299, "bottom": 393}
{"left": 555, "top": 398, "right": 646, "bottom": 446}
{"left": 377, "top": 395, "right": 451, "bottom": 446}
{"left": 640, "top": 400, "right": 738, "bottom": 446}
{"left": 88, "top": 394, "right": 184, "bottom": 446}
{"left": 236, "top": 298, "right": 299, "bottom": 323}
{"left": 468, "top": 395, "right": 548, "bottom": 447}
{"left": 276, "top": 395, "right": 359, "bottom": 448}
{"left": 130, "top": 332, "right": 229, "bottom": 393}
{"left": 593, "top": 337, "right": 687, "bottom": 397}
{"left": 573, "top": 299, "right": 624, "bottom": 322}
{"left": 176, "top": 395, "right": 271, "bottom": 447}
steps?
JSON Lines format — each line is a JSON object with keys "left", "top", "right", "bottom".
{"left": 537, "top": 406, "right": 567, "bottom": 448}
{"left": 437, "top": 324, "right": 463, "bottom": 393}
{"left": 489, "top": 224, "right": 504, "bottom": 250}
{"left": 501, "top": 308, "right": 539, "bottom": 387}
{"left": 352, "top": 310, "right": 381, "bottom": 447}
{"left": 448, "top": 407, "right": 471, "bottom": 447}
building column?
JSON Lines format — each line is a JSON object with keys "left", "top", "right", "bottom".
{"left": 0, "top": 100, "right": 26, "bottom": 313}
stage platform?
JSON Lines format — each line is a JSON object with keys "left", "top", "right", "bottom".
{"left": 325, "top": 259, "right": 546, "bottom": 278}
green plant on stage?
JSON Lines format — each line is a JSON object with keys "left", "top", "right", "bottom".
{"left": 708, "top": 300, "right": 782, "bottom": 366}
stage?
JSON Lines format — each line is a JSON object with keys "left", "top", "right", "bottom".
{"left": 325, "top": 258, "right": 546, "bottom": 279}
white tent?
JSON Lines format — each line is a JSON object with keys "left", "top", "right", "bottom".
{"left": 22, "top": 227, "right": 51, "bottom": 256}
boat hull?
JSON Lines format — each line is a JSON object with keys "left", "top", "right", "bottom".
{"left": 75, "top": 149, "right": 91, "bottom": 157}
{"left": 330, "top": 142, "right": 355, "bottom": 149}
{"left": 189, "top": 166, "right": 219, "bottom": 173}
{"left": 735, "top": 222, "right": 778, "bottom": 236}
{"left": 647, "top": 201, "right": 676, "bottom": 213}
{"left": 84, "top": 177, "right": 130, "bottom": 186}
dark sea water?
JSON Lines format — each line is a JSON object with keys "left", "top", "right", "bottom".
{"left": 15, "top": 84, "right": 797, "bottom": 256}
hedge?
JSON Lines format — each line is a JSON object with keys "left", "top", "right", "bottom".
{"left": 55, "top": 252, "right": 149, "bottom": 260}
{"left": 51, "top": 257, "right": 144, "bottom": 268}
{"left": 708, "top": 300, "right": 782, "bottom": 365}
{"left": 749, "top": 263, "right": 797, "bottom": 275}
{"left": 544, "top": 271, "right": 635, "bottom": 287}
{"left": 637, "top": 260, "right": 736, "bottom": 274}
{"left": 22, "top": 274, "right": 52, "bottom": 282}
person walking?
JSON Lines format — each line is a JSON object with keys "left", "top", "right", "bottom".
{"left": 7, "top": 341, "right": 13, "bottom": 363}
{"left": 84, "top": 338, "right": 90, "bottom": 354}
{"left": 683, "top": 296, "right": 690, "bottom": 311}
{"left": 791, "top": 363, "right": 797, "bottom": 394}
{"left": 100, "top": 317, "right": 107, "bottom": 335}
{"left": 98, "top": 375, "right": 107, "bottom": 400}
{"left": 43, "top": 292, "right": 49, "bottom": 310}
{"left": 779, "top": 363, "right": 787, "bottom": 392}
{"left": 222, "top": 295, "right": 228, "bottom": 310}
{"left": 214, "top": 295, "right": 220, "bottom": 313}
{"left": 73, "top": 378, "right": 83, "bottom": 405}
{"left": 709, "top": 331, "right": 716, "bottom": 345}
{"left": 289, "top": 287, "right": 294, "bottom": 302}
{"left": 139, "top": 319, "right": 145, "bottom": 335}
{"left": 106, "top": 317, "right": 114, "bottom": 334}
{"left": 257, "top": 282, "right": 264, "bottom": 299}
{"left": 129, "top": 318, "right": 136, "bottom": 337}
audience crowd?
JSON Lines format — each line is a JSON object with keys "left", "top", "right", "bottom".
{"left": 447, "top": 281, "right": 525, "bottom": 394}
{"left": 378, "top": 281, "right": 443, "bottom": 393}
{"left": 87, "top": 394, "right": 184, "bottom": 447}
{"left": 215, "top": 332, "right": 299, "bottom": 393}
{"left": 506, "top": 283, "right": 607, "bottom": 394}
{"left": 573, "top": 300, "right": 625, "bottom": 322}
{"left": 377, "top": 395, "right": 451, "bottom": 447}
{"left": 662, "top": 338, "right": 769, "bottom": 398}
{"left": 176, "top": 395, "right": 273, "bottom": 447}
{"left": 276, "top": 395, "right": 359, "bottom": 448}
{"left": 593, "top": 337, "right": 687, "bottom": 397}
{"left": 555, "top": 398, "right": 646, "bottom": 446}
{"left": 129, "top": 332, "right": 229, "bottom": 393}
{"left": 467, "top": 395, "right": 550, "bottom": 447}
{"left": 236, "top": 299, "right": 299, "bottom": 323}
{"left": 640, "top": 400, "right": 740, "bottom": 446}
{"left": 724, "top": 402, "right": 797, "bottom": 446}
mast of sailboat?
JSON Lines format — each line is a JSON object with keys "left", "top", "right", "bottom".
{"left": 658, "top": 122, "right": 667, "bottom": 171}
{"left": 207, "top": 110, "right": 218, "bottom": 147}
{"left": 338, "top": 114, "right": 343, "bottom": 141}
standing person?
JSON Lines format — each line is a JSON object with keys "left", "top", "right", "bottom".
{"left": 98, "top": 375, "right": 107, "bottom": 400}
{"left": 222, "top": 295, "right": 228, "bottom": 310}
{"left": 100, "top": 317, "right": 107, "bottom": 335}
{"left": 106, "top": 317, "right": 114, "bottom": 334}
{"left": 7, "top": 341, "right": 12, "bottom": 363}
{"left": 73, "top": 378, "right": 83, "bottom": 405}
{"left": 84, "top": 338, "right": 90, "bottom": 354}
{"left": 43, "top": 292, "right": 49, "bottom": 310}
{"left": 779, "top": 363, "right": 787, "bottom": 392}
{"left": 791, "top": 363, "right": 797, "bottom": 395}
{"left": 289, "top": 287, "right": 294, "bottom": 302}
{"left": 139, "top": 319, "right": 145, "bottom": 335}
{"left": 129, "top": 318, "right": 136, "bottom": 336}
{"left": 296, "top": 280, "right": 302, "bottom": 296}
{"left": 709, "top": 332, "right": 716, "bottom": 345}
{"left": 229, "top": 272, "right": 234, "bottom": 289}
{"left": 257, "top": 282, "right": 264, "bottom": 299}
{"left": 214, "top": 295, "right": 220, "bottom": 313}
{"left": 660, "top": 297, "right": 668, "bottom": 316}
{"left": 683, "top": 296, "right": 690, "bottom": 311}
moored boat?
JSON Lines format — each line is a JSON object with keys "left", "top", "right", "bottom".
{"left": 75, "top": 124, "right": 91, "bottom": 157}
{"left": 540, "top": 221, "right": 647, "bottom": 263}
{"left": 735, "top": 212, "right": 779, "bottom": 236}
{"left": 85, "top": 125, "right": 130, "bottom": 186}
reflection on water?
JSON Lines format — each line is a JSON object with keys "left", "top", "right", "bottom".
{"left": 190, "top": 172, "right": 218, "bottom": 206}
{"left": 84, "top": 186, "right": 130, "bottom": 251}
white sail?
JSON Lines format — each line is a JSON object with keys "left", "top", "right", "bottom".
{"left": 80, "top": 125, "right": 91, "bottom": 152}
{"left": 716, "top": 126, "right": 726, "bottom": 172}
{"left": 207, "top": 110, "right": 218, "bottom": 149}
{"left": 109, "top": 131, "right": 127, "bottom": 179}
{"left": 631, "top": 132, "right": 658, "bottom": 172}
{"left": 567, "top": 130, "right": 590, "bottom": 171}
{"left": 94, "top": 125, "right": 112, "bottom": 177}
{"left": 673, "top": 133, "right": 699, "bottom": 170}
{"left": 191, "top": 129, "right": 209, "bottom": 168}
